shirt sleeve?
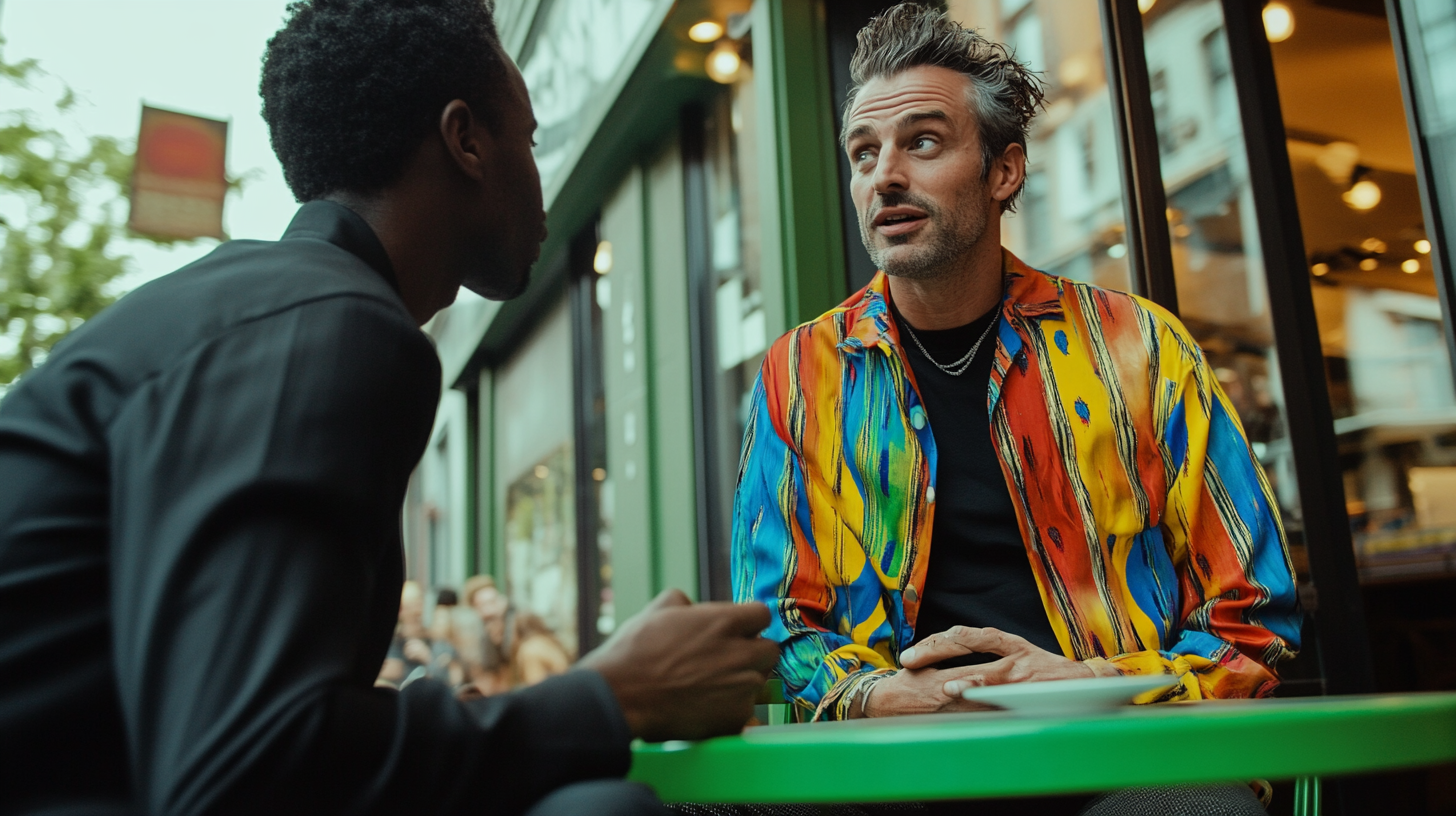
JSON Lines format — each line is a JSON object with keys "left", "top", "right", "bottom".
{"left": 105, "top": 295, "right": 631, "bottom": 815}
{"left": 731, "top": 365, "right": 894, "bottom": 720}
{"left": 1085, "top": 309, "right": 1303, "bottom": 701}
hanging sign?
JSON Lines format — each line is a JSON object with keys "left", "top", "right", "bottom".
{"left": 128, "top": 105, "right": 228, "bottom": 240}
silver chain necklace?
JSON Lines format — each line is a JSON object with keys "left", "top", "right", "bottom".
{"left": 901, "top": 313, "right": 998, "bottom": 377}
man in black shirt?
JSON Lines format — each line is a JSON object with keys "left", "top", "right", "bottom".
{"left": 0, "top": 2, "right": 777, "bottom": 814}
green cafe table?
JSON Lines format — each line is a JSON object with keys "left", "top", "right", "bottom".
{"left": 629, "top": 693, "right": 1456, "bottom": 805}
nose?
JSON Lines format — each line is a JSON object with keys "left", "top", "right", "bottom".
{"left": 871, "top": 145, "right": 909, "bottom": 196}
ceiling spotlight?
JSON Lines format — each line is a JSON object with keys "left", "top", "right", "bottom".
{"left": 1138, "top": 0, "right": 1157, "bottom": 11}
{"left": 1316, "top": 141, "right": 1360, "bottom": 186}
{"left": 1312, "top": 262, "right": 1330, "bottom": 277}
{"left": 1360, "top": 237, "right": 1387, "bottom": 254}
{"left": 1343, "top": 179, "right": 1382, "bottom": 211}
{"left": 689, "top": 20, "right": 724, "bottom": 43}
{"left": 706, "top": 43, "right": 742, "bottom": 84}
{"left": 1415, "top": 239, "right": 1431, "bottom": 254}
{"left": 1359, "top": 258, "right": 1379, "bottom": 271}
{"left": 1264, "top": 1, "right": 1295, "bottom": 42}
{"left": 593, "top": 240, "right": 613, "bottom": 275}
{"left": 1107, "top": 243, "right": 1128, "bottom": 259}
{"left": 1402, "top": 259, "right": 1421, "bottom": 274}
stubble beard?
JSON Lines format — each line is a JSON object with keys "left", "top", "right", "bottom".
{"left": 860, "top": 183, "right": 989, "bottom": 282}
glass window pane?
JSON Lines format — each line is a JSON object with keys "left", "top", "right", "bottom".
{"left": 493, "top": 299, "right": 579, "bottom": 658}
{"left": 701, "top": 45, "right": 764, "bottom": 599}
{"left": 947, "top": 0, "right": 1133, "bottom": 292}
{"left": 1140, "top": 0, "right": 1308, "bottom": 570}
{"left": 1269, "top": 0, "right": 1456, "bottom": 581}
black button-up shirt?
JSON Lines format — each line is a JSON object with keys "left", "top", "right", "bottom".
{"left": 0, "top": 201, "right": 630, "bottom": 815}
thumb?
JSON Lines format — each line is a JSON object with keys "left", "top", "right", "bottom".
{"left": 649, "top": 588, "right": 692, "bottom": 610}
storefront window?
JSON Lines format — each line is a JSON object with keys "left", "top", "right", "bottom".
{"left": 1267, "top": 0, "right": 1456, "bottom": 582}
{"left": 699, "top": 42, "right": 764, "bottom": 599}
{"left": 947, "top": 0, "right": 1133, "bottom": 292}
{"left": 493, "top": 299, "right": 579, "bottom": 657}
{"left": 1139, "top": 0, "right": 1307, "bottom": 565}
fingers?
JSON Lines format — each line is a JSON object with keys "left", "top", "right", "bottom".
{"left": 942, "top": 674, "right": 987, "bottom": 697}
{"left": 899, "top": 626, "right": 978, "bottom": 668}
{"left": 900, "top": 626, "right": 1023, "bottom": 669}
{"left": 650, "top": 588, "right": 692, "bottom": 609}
{"left": 745, "top": 636, "right": 781, "bottom": 675}
{"left": 703, "top": 600, "right": 772, "bottom": 637}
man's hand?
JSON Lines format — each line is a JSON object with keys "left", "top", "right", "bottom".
{"left": 858, "top": 626, "right": 1093, "bottom": 717}
{"left": 900, "top": 626, "right": 1092, "bottom": 696}
{"left": 578, "top": 589, "right": 780, "bottom": 742}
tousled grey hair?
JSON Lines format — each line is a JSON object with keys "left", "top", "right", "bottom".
{"left": 844, "top": 3, "right": 1047, "bottom": 213}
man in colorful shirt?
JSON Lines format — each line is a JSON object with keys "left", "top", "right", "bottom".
{"left": 732, "top": 1, "right": 1302, "bottom": 740}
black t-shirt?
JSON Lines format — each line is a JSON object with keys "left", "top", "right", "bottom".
{"left": 892, "top": 300, "right": 1063, "bottom": 668}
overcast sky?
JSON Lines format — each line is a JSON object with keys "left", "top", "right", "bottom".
{"left": 2, "top": 1, "right": 298, "bottom": 288}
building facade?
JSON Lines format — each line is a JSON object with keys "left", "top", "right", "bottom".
{"left": 409, "top": 0, "right": 1456, "bottom": 738}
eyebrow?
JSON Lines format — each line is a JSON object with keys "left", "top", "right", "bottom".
{"left": 841, "top": 109, "right": 952, "bottom": 150}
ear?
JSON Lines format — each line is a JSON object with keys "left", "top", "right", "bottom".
{"left": 987, "top": 142, "right": 1027, "bottom": 205}
{"left": 439, "top": 98, "right": 493, "bottom": 182}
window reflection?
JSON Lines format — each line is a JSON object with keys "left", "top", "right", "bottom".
{"left": 947, "top": 0, "right": 1133, "bottom": 292}
{"left": 1139, "top": 0, "right": 1306, "bottom": 568}
{"left": 1269, "top": 0, "right": 1456, "bottom": 582}
{"left": 701, "top": 52, "right": 764, "bottom": 599}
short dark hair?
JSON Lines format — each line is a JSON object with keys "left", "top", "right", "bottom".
{"left": 261, "top": 0, "right": 508, "bottom": 202}
{"left": 846, "top": 3, "right": 1046, "bottom": 212}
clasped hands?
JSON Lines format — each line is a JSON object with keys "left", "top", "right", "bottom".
{"left": 855, "top": 625, "right": 1094, "bottom": 718}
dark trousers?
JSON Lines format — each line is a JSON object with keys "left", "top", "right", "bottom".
{"left": 525, "top": 780, "right": 672, "bottom": 816}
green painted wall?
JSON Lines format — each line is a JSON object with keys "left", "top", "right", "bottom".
{"left": 754, "top": 0, "right": 849, "bottom": 330}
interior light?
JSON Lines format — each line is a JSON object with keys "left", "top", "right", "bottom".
{"left": 1360, "top": 237, "right": 1387, "bottom": 254}
{"left": 1107, "top": 243, "right": 1127, "bottom": 259}
{"left": 593, "top": 240, "right": 613, "bottom": 275}
{"left": 1263, "top": 1, "right": 1294, "bottom": 42}
{"left": 535, "top": 464, "right": 549, "bottom": 479}
{"left": 1343, "top": 180, "right": 1382, "bottom": 211}
{"left": 1402, "top": 259, "right": 1421, "bottom": 274}
{"left": 1312, "top": 263, "right": 1330, "bottom": 277}
{"left": 706, "top": 43, "right": 742, "bottom": 84}
{"left": 688, "top": 20, "right": 725, "bottom": 43}
{"left": 1138, "top": 0, "right": 1156, "bottom": 12}
{"left": 1173, "top": 224, "right": 1193, "bottom": 238}
{"left": 1359, "top": 258, "right": 1379, "bottom": 271}
{"left": 1415, "top": 239, "right": 1432, "bottom": 254}
{"left": 1058, "top": 54, "right": 1093, "bottom": 88}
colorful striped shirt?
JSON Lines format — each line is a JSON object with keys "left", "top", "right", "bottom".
{"left": 731, "top": 250, "right": 1302, "bottom": 719}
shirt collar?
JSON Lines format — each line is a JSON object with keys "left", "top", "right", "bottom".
{"left": 838, "top": 248, "right": 1065, "bottom": 355}
{"left": 281, "top": 199, "right": 399, "bottom": 292}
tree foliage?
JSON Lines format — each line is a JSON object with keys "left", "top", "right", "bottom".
{"left": 0, "top": 44, "right": 195, "bottom": 390}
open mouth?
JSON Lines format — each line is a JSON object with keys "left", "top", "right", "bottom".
{"left": 872, "top": 206, "right": 929, "bottom": 237}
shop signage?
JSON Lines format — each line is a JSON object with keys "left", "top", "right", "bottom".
{"left": 128, "top": 105, "right": 228, "bottom": 240}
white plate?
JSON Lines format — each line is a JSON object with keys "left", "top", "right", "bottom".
{"left": 958, "top": 674, "right": 1178, "bottom": 716}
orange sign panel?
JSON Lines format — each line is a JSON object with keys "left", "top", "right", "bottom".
{"left": 128, "top": 106, "right": 228, "bottom": 240}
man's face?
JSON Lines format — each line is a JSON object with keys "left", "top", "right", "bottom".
{"left": 462, "top": 52, "right": 547, "bottom": 301}
{"left": 844, "top": 66, "right": 995, "bottom": 280}
{"left": 471, "top": 586, "right": 508, "bottom": 621}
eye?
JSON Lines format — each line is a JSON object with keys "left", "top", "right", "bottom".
{"left": 911, "top": 136, "right": 936, "bottom": 151}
